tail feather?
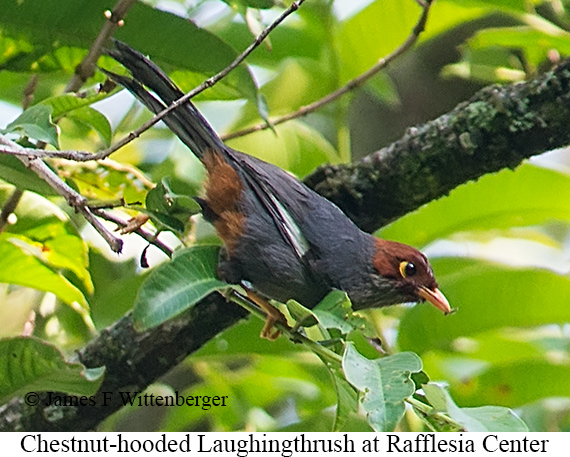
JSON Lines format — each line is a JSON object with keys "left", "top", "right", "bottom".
{"left": 104, "top": 41, "right": 225, "bottom": 159}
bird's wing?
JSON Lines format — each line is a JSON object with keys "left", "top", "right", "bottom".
{"left": 106, "top": 41, "right": 312, "bottom": 263}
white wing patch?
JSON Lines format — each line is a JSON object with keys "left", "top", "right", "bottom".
{"left": 269, "top": 193, "right": 310, "bottom": 259}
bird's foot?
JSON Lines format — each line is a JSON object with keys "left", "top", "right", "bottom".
{"left": 244, "top": 288, "right": 288, "bottom": 341}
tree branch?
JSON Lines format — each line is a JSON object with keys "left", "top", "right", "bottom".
{"left": 0, "top": 295, "right": 246, "bottom": 431}
{"left": 0, "top": 135, "right": 123, "bottom": 252}
{"left": 222, "top": 0, "right": 433, "bottom": 141}
{"left": 305, "top": 58, "right": 570, "bottom": 232}
{"left": 65, "top": 0, "right": 137, "bottom": 93}
{"left": 92, "top": 0, "right": 307, "bottom": 161}
{"left": 2, "top": 58, "right": 570, "bottom": 431}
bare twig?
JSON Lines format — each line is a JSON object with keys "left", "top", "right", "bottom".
{"left": 0, "top": 144, "right": 97, "bottom": 161}
{"left": 65, "top": 0, "right": 137, "bottom": 93}
{"left": 92, "top": 0, "right": 307, "bottom": 161}
{"left": 0, "top": 136, "right": 123, "bottom": 252}
{"left": 91, "top": 208, "right": 173, "bottom": 258}
{"left": 28, "top": 158, "right": 123, "bottom": 252}
{"left": 0, "top": 0, "right": 136, "bottom": 253}
{"left": 223, "top": 0, "right": 433, "bottom": 141}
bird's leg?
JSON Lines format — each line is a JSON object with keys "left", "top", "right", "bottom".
{"left": 244, "top": 288, "right": 287, "bottom": 340}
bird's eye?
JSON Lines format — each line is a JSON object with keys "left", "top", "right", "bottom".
{"left": 399, "top": 261, "right": 417, "bottom": 278}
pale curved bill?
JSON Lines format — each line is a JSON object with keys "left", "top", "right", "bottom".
{"left": 418, "top": 287, "right": 451, "bottom": 314}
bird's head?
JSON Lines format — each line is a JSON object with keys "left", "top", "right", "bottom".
{"left": 365, "top": 238, "right": 451, "bottom": 313}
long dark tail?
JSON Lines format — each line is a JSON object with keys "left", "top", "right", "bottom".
{"left": 103, "top": 41, "right": 225, "bottom": 160}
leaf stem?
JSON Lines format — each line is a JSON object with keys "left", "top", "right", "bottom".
{"left": 406, "top": 396, "right": 465, "bottom": 431}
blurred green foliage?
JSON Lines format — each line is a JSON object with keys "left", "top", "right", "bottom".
{"left": 0, "top": 0, "right": 569, "bottom": 432}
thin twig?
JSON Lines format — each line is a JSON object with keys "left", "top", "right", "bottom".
{"left": 406, "top": 396, "right": 465, "bottom": 431}
{"left": 227, "top": 289, "right": 343, "bottom": 365}
{"left": 91, "top": 0, "right": 307, "bottom": 161}
{"left": 0, "top": 144, "right": 97, "bottom": 161}
{"left": 28, "top": 158, "right": 123, "bottom": 252}
{"left": 0, "top": 0, "right": 136, "bottom": 253}
{"left": 222, "top": 0, "right": 433, "bottom": 141}
{"left": 65, "top": 0, "right": 137, "bottom": 93}
{"left": 91, "top": 208, "right": 173, "bottom": 258}
{"left": 0, "top": 136, "right": 123, "bottom": 252}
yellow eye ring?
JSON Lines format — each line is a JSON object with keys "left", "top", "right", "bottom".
{"left": 399, "top": 261, "right": 417, "bottom": 278}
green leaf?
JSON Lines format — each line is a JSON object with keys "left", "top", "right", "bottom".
{"left": 0, "top": 337, "right": 104, "bottom": 405}
{"left": 2, "top": 0, "right": 258, "bottom": 101}
{"left": 143, "top": 178, "right": 201, "bottom": 233}
{"left": 89, "top": 251, "right": 147, "bottom": 330}
{"left": 38, "top": 90, "right": 116, "bottom": 120}
{"left": 285, "top": 299, "right": 319, "bottom": 329}
{"left": 0, "top": 234, "right": 87, "bottom": 308}
{"left": 0, "top": 155, "right": 58, "bottom": 196}
{"left": 133, "top": 245, "right": 228, "bottom": 331}
{"left": 146, "top": 178, "right": 201, "bottom": 215}
{"left": 422, "top": 383, "right": 528, "bottom": 431}
{"left": 312, "top": 291, "right": 354, "bottom": 334}
{"left": 379, "top": 164, "right": 570, "bottom": 247}
{"left": 3, "top": 105, "right": 59, "bottom": 148}
{"left": 342, "top": 344, "right": 422, "bottom": 431}
{"left": 63, "top": 161, "right": 149, "bottom": 205}
{"left": 324, "top": 361, "right": 359, "bottom": 432}
{"left": 226, "top": 119, "right": 339, "bottom": 178}
{"left": 4, "top": 188, "right": 93, "bottom": 294}
{"left": 65, "top": 106, "right": 112, "bottom": 147}
{"left": 467, "top": 26, "right": 570, "bottom": 68}
{"left": 397, "top": 259, "right": 570, "bottom": 354}
{"left": 450, "top": 360, "right": 570, "bottom": 409}
{"left": 336, "top": 0, "right": 422, "bottom": 84}
{"left": 313, "top": 291, "right": 375, "bottom": 337}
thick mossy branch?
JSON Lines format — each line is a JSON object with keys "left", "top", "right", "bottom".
{"left": 306, "top": 59, "right": 570, "bottom": 232}
{"left": 0, "top": 296, "right": 246, "bottom": 431}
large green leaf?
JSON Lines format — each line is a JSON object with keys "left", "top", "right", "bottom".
{"left": 325, "top": 362, "right": 359, "bottom": 432}
{"left": 0, "top": 190, "right": 92, "bottom": 311}
{"left": 422, "top": 383, "right": 528, "bottom": 431}
{"left": 342, "top": 344, "right": 421, "bottom": 431}
{"left": 0, "top": 234, "right": 87, "bottom": 308}
{"left": 4, "top": 188, "right": 93, "bottom": 294}
{"left": 2, "top": 105, "right": 59, "bottom": 148}
{"left": 397, "top": 258, "right": 570, "bottom": 354}
{"left": 38, "top": 91, "right": 116, "bottom": 120}
{"left": 0, "top": 155, "right": 58, "bottom": 196}
{"left": 63, "top": 106, "right": 112, "bottom": 147}
{"left": 379, "top": 164, "right": 570, "bottom": 247}
{"left": 467, "top": 26, "right": 570, "bottom": 67}
{"left": 336, "top": 0, "right": 490, "bottom": 86}
{"left": 450, "top": 360, "right": 570, "bottom": 408}
{"left": 0, "top": 337, "right": 104, "bottom": 405}
{"left": 1, "top": 0, "right": 257, "bottom": 101}
{"left": 336, "top": 0, "right": 422, "bottom": 85}
{"left": 133, "top": 245, "right": 228, "bottom": 330}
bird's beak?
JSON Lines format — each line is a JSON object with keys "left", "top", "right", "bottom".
{"left": 417, "top": 286, "right": 451, "bottom": 314}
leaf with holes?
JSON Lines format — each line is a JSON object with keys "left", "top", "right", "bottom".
{"left": 0, "top": 337, "right": 104, "bottom": 405}
{"left": 422, "top": 383, "right": 528, "bottom": 432}
{"left": 342, "top": 344, "right": 422, "bottom": 431}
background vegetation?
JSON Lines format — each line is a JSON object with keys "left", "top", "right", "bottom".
{"left": 0, "top": 0, "right": 569, "bottom": 432}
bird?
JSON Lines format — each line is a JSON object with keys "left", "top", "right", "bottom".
{"left": 104, "top": 41, "right": 451, "bottom": 339}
